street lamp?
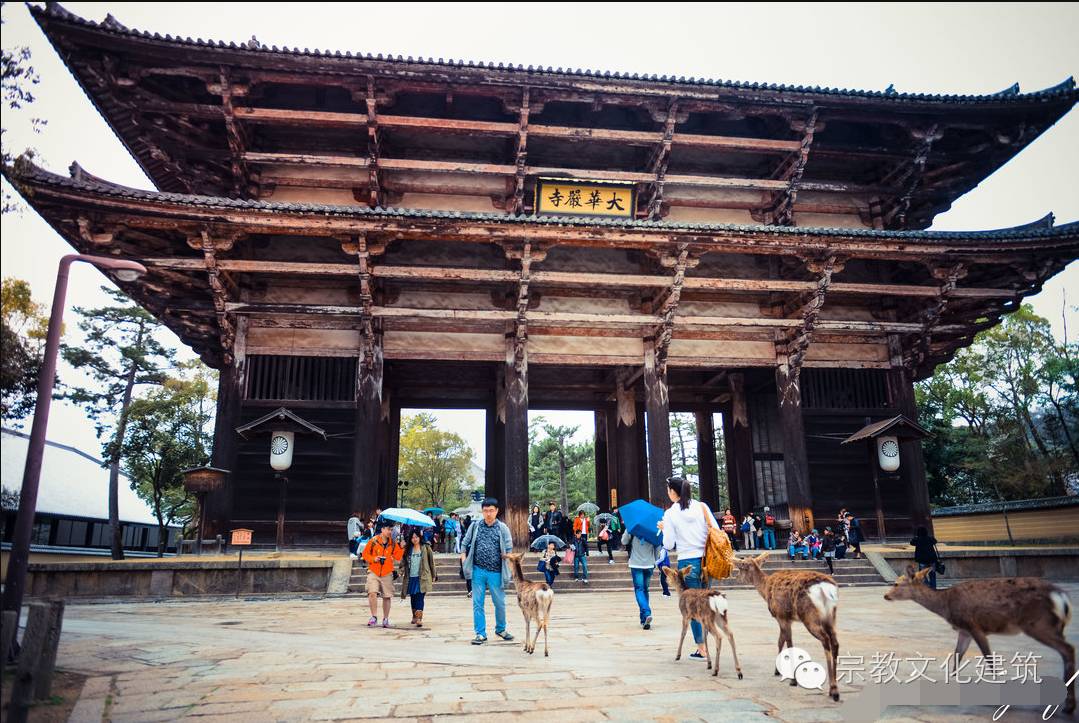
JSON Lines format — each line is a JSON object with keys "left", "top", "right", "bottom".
{"left": 1, "top": 254, "right": 147, "bottom": 641}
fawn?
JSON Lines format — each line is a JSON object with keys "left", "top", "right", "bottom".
{"left": 662, "top": 565, "right": 744, "bottom": 679}
{"left": 735, "top": 552, "right": 841, "bottom": 701}
{"left": 505, "top": 552, "right": 555, "bottom": 657}
{"left": 885, "top": 565, "right": 1074, "bottom": 715}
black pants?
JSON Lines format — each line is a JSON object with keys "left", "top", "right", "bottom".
{"left": 410, "top": 592, "right": 426, "bottom": 611}
{"left": 597, "top": 538, "right": 614, "bottom": 560}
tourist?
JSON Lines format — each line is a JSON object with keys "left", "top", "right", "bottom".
{"left": 656, "top": 547, "right": 672, "bottom": 597}
{"left": 845, "top": 512, "right": 864, "bottom": 559}
{"left": 444, "top": 513, "right": 457, "bottom": 553}
{"left": 821, "top": 527, "right": 837, "bottom": 574}
{"left": 622, "top": 527, "right": 659, "bottom": 629}
{"left": 540, "top": 541, "right": 561, "bottom": 587}
{"left": 459, "top": 556, "right": 472, "bottom": 598}
{"left": 400, "top": 529, "right": 437, "bottom": 627}
{"left": 805, "top": 529, "right": 821, "bottom": 559}
{"left": 910, "top": 526, "right": 939, "bottom": 589}
{"left": 761, "top": 506, "right": 777, "bottom": 550}
{"left": 544, "top": 501, "right": 563, "bottom": 539}
{"left": 572, "top": 510, "right": 591, "bottom": 584}
{"left": 529, "top": 505, "right": 544, "bottom": 544}
{"left": 362, "top": 520, "right": 404, "bottom": 628}
{"left": 459, "top": 497, "right": 514, "bottom": 645}
{"left": 610, "top": 506, "right": 623, "bottom": 554}
{"left": 347, "top": 509, "right": 364, "bottom": 560}
{"left": 788, "top": 530, "right": 809, "bottom": 561}
{"left": 741, "top": 512, "right": 756, "bottom": 550}
{"left": 597, "top": 517, "right": 615, "bottom": 563}
{"left": 753, "top": 512, "right": 764, "bottom": 550}
{"left": 658, "top": 476, "right": 716, "bottom": 660}
{"left": 721, "top": 508, "right": 738, "bottom": 550}
{"left": 834, "top": 529, "right": 848, "bottom": 560}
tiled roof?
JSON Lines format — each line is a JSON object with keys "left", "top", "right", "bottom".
{"left": 33, "top": 3, "right": 1079, "bottom": 106}
{"left": 11, "top": 158, "right": 1079, "bottom": 244}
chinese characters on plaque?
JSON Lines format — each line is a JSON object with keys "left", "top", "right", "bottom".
{"left": 534, "top": 178, "right": 636, "bottom": 219}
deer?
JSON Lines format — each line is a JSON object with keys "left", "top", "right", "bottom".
{"left": 885, "top": 566, "right": 1075, "bottom": 715}
{"left": 505, "top": 552, "right": 555, "bottom": 657}
{"left": 662, "top": 566, "right": 744, "bottom": 680}
{"left": 734, "top": 552, "right": 841, "bottom": 701}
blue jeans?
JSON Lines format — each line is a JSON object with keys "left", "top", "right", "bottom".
{"left": 471, "top": 566, "right": 506, "bottom": 637}
{"left": 680, "top": 557, "right": 705, "bottom": 644}
{"left": 789, "top": 544, "right": 808, "bottom": 559}
{"left": 574, "top": 539, "right": 589, "bottom": 579}
{"left": 543, "top": 569, "right": 556, "bottom": 586}
{"left": 631, "top": 567, "right": 653, "bottom": 623}
{"left": 763, "top": 528, "right": 776, "bottom": 550}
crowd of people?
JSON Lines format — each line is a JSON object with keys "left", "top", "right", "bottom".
{"left": 345, "top": 495, "right": 898, "bottom": 636}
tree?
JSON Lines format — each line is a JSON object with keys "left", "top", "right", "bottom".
{"left": 2, "top": 2, "right": 47, "bottom": 211}
{"left": 120, "top": 364, "right": 215, "bottom": 556}
{"left": 0, "top": 278, "right": 49, "bottom": 423}
{"left": 397, "top": 413, "right": 474, "bottom": 510}
{"left": 670, "top": 413, "right": 700, "bottom": 480}
{"left": 61, "top": 287, "right": 175, "bottom": 559}
{"left": 529, "top": 418, "right": 595, "bottom": 512}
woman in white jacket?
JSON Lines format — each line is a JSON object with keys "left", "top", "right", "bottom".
{"left": 657, "top": 476, "right": 718, "bottom": 661}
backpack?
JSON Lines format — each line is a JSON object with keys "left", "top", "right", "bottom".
{"left": 765, "top": 514, "right": 775, "bottom": 526}
{"left": 741, "top": 521, "right": 751, "bottom": 532}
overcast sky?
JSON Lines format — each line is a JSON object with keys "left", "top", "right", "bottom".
{"left": 2, "top": 2, "right": 1076, "bottom": 464}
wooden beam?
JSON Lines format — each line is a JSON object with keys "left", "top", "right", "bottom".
{"left": 643, "top": 100, "right": 679, "bottom": 220}
{"left": 198, "top": 230, "right": 236, "bottom": 364}
{"left": 767, "top": 110, "right": 820, "bottom": 226}
{"left": 365, "top": 77, "right": 382, "bottom": 207}
{"left": 905, "top": 262, "right": 966, "bottom": 370}
{"left": 883, "top": 125, "right": 943, "bottom": 229}
{"left": 511, "top": 88, "right": 530, "bottom": 214}
{"left": 218, "top": 69, "right": 251, "bottom": 198}
{"left": 144, "top": 257, "right": 1018, "bottom": 300}
{"left": 783, "top": 255, "right": 840, "bottom": 389}
{"left": 653, "top": 245, "right": 689, "bottom": 375}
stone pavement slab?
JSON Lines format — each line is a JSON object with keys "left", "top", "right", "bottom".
{"left": 46, "top": 583, "right": 1078, "bottom": 722}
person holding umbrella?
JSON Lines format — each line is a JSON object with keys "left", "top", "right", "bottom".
{"left": 622, "top": 526, "right": 659, "bottom": 629}
{"left": 539, "top": 540, "right": 562, "bottom": 587}
{"left": 399, "top": 529, "right": 437, "bottom": 627}
{"left": 362, "top": 520, "right": 405, "bottom": 627}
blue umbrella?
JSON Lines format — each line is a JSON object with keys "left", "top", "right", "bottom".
{"left": 423, "top": 507, "right": 445, "bottom": 516}
{"left": 619, "top": 499, "right": 664, "bottom": 547}
{"left": 379, "top": 507, "right": 435, "bottom": 528}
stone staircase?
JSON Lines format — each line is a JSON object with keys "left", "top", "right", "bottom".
{"left": 347, "top": 549, "right": 887, "bottom": 596}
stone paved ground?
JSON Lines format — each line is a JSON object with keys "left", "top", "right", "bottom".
{"left": 53, "top": 582, "right": 1078, "bottom": 722}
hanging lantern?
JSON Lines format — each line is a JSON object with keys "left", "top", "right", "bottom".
{"left": 270, "top": 430, "right": 295, "bottom": 471}
{"left": 877, "top": 435, "right": 901, "bottom": 472}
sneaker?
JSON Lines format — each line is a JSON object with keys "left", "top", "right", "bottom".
{"left": 367, "top": 616, "right": 378, "bottom": 626}
{"left": 349, "top": 553, "right": 358, "bottom": 561}
{"left": 583, "top": 579, "right": 589, "bottom": 585}
{"left": 471, "top": 635, "right": 487, "bottom": 645}
{"left": 644, "top": 616, "right": 653, "bottom": 630}
{"left": 382, "top": 618, "right": 390, "bottom": 628}
{"left": 662, "top": 591, "right": 672, "bottom": 597}
{"left": 607, "top": 559, "right": 615, "bottom": 564}
{"left": 495, "top": 630, "right": 514, "bottom": 641}
{"left": 466, "top": 591, "right": 472, "bottom": 598}
{"left": 689, "top": 651, "right": 706, "bottom": 661}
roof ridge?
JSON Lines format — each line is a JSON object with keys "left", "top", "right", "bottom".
{"left": 1, "top": 426, "right": 113, "bottom": 470}
{"left": 9, "top": 157, "right": 1079, "bottom": 243}
{"left": 31, "top": 3, "right": 1079, "bottom": 105}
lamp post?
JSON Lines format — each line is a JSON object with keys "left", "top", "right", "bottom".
{"left": 1, "top": 254, "right": 146, "bottom": 637}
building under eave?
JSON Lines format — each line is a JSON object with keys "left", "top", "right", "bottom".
{"left": 7, "top": 3, "right": 1078, "bottom": 546}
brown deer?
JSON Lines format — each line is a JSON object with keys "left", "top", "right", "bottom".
{"left": 885, "top": 566, "right": 1075, "bottom": 715}
{"left": 662, "top": 566, "right": 744, "bottom": 679}
{"left": 735, "top": 552, "right": 841, "bottom": 701}
{"left": 505, "top": 552, "right": 555, "bottom": 657}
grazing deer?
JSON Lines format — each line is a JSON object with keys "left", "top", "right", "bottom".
{"left": 885, "top": 566, "right": 1075, "bottom": 715}
{"left": 505, "top": 552, "right": 555, "bottom": 657}
{"left": 735, "top": 552, "right": 841, "bottom": 701}
{"left": 662, "top": 566, "right": 744, "bottom": 679}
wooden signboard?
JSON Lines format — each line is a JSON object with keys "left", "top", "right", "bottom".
{"left": 534, "top": 178, "right": 636, "bottom": 219}
{"left": 230, "top": 528, "right": 253, "bottom": 546}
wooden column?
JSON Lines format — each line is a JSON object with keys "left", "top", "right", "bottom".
{"left": 612, "top": 375, "right": 644, "bottom": 506}
{"left": 695, "top": 411, "right": 719, "bottom": 511}
{"left": 644, "top": 344, "right": 673, "bottom": 506}
{"left": 377, "top": 397, "right": 400, "bottom": 509}
{"left": 887, "top": 365, "right": 932, "bottom": 534}
{"left": 485, "top": 398, "right": 505, "bottom": 500}
{"left": 351, "top": 344, "right": 383, "bottom": 517}
{"left": 206, "top": 317, "right": 246, "bottom": 537}
{"left": 594, "top": 410, "right": 612, "bottom": 510}
{"left": 776, "top": 359, "right": 813, "bottom": 534}
{"left": 503, "top": 338, "right": 530, "bottom": 550}
{"left": 727, "top": 373, "right": 754, "bottom": 515}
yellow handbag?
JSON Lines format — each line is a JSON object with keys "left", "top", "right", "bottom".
{"left": 701, "top": 504, "right": 736, "bottom": 582}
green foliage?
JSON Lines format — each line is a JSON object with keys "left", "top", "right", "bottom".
{"left": 2, "top": 2, "right": 47, "bottom": 211}
{"left": 0, "top": 277, "right": 49, "bottom": 422}
{"left": 120, "top": 363, "right": 216, "bottom": 554}
{"left": 397, "top": 412, "right": 474, "bottom": 510}
{"left": 528, "top": 417, "right": 595, "bottom": 511}
{"left": 917, "top": 303, "right": 1079, "bottom": 506}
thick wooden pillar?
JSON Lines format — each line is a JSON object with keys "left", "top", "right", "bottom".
{"left": 776, "top": 361, "right": 813, "bottom": 534}
{"left": 594, "top": 410, "right": 612, "bottom": 509}
{"left": 695, "top": 411, "right": 719, "bottom": 511}
{"left": 485, "top": 396, "right": 505, "bottom": 500}
{"left": 351, "top": 344, "right": 382, "bottom": 517}
{"left": 611, "top": 377, "right": 643, "bottom": 506}
{"left": 888, "top": 366, "right": 932, "bottom": 534}
{"left": 503, "top": 341, "right": 529, "bottom": 550}
{"left": 206, "top": 317, "right": 246, "bottom": 538}
{"left": 727, "top": 373, "right": 754, "bottom": 515}
{"left": 643, "top": 345, "right": 673, "bottom": 507}
{"left": 377, "top": 398, "right": 400, "bottom": 509}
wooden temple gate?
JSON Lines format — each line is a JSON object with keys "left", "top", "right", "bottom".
{"left": 9, "top": 4, "right": 1078, "bottom": 547}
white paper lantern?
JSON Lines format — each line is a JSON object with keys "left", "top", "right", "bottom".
{"left": 270, "top": 430, "right": 295, "bottom": 471}
{"left": 877, "top": 435, "right": 900, "bottom": 472}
